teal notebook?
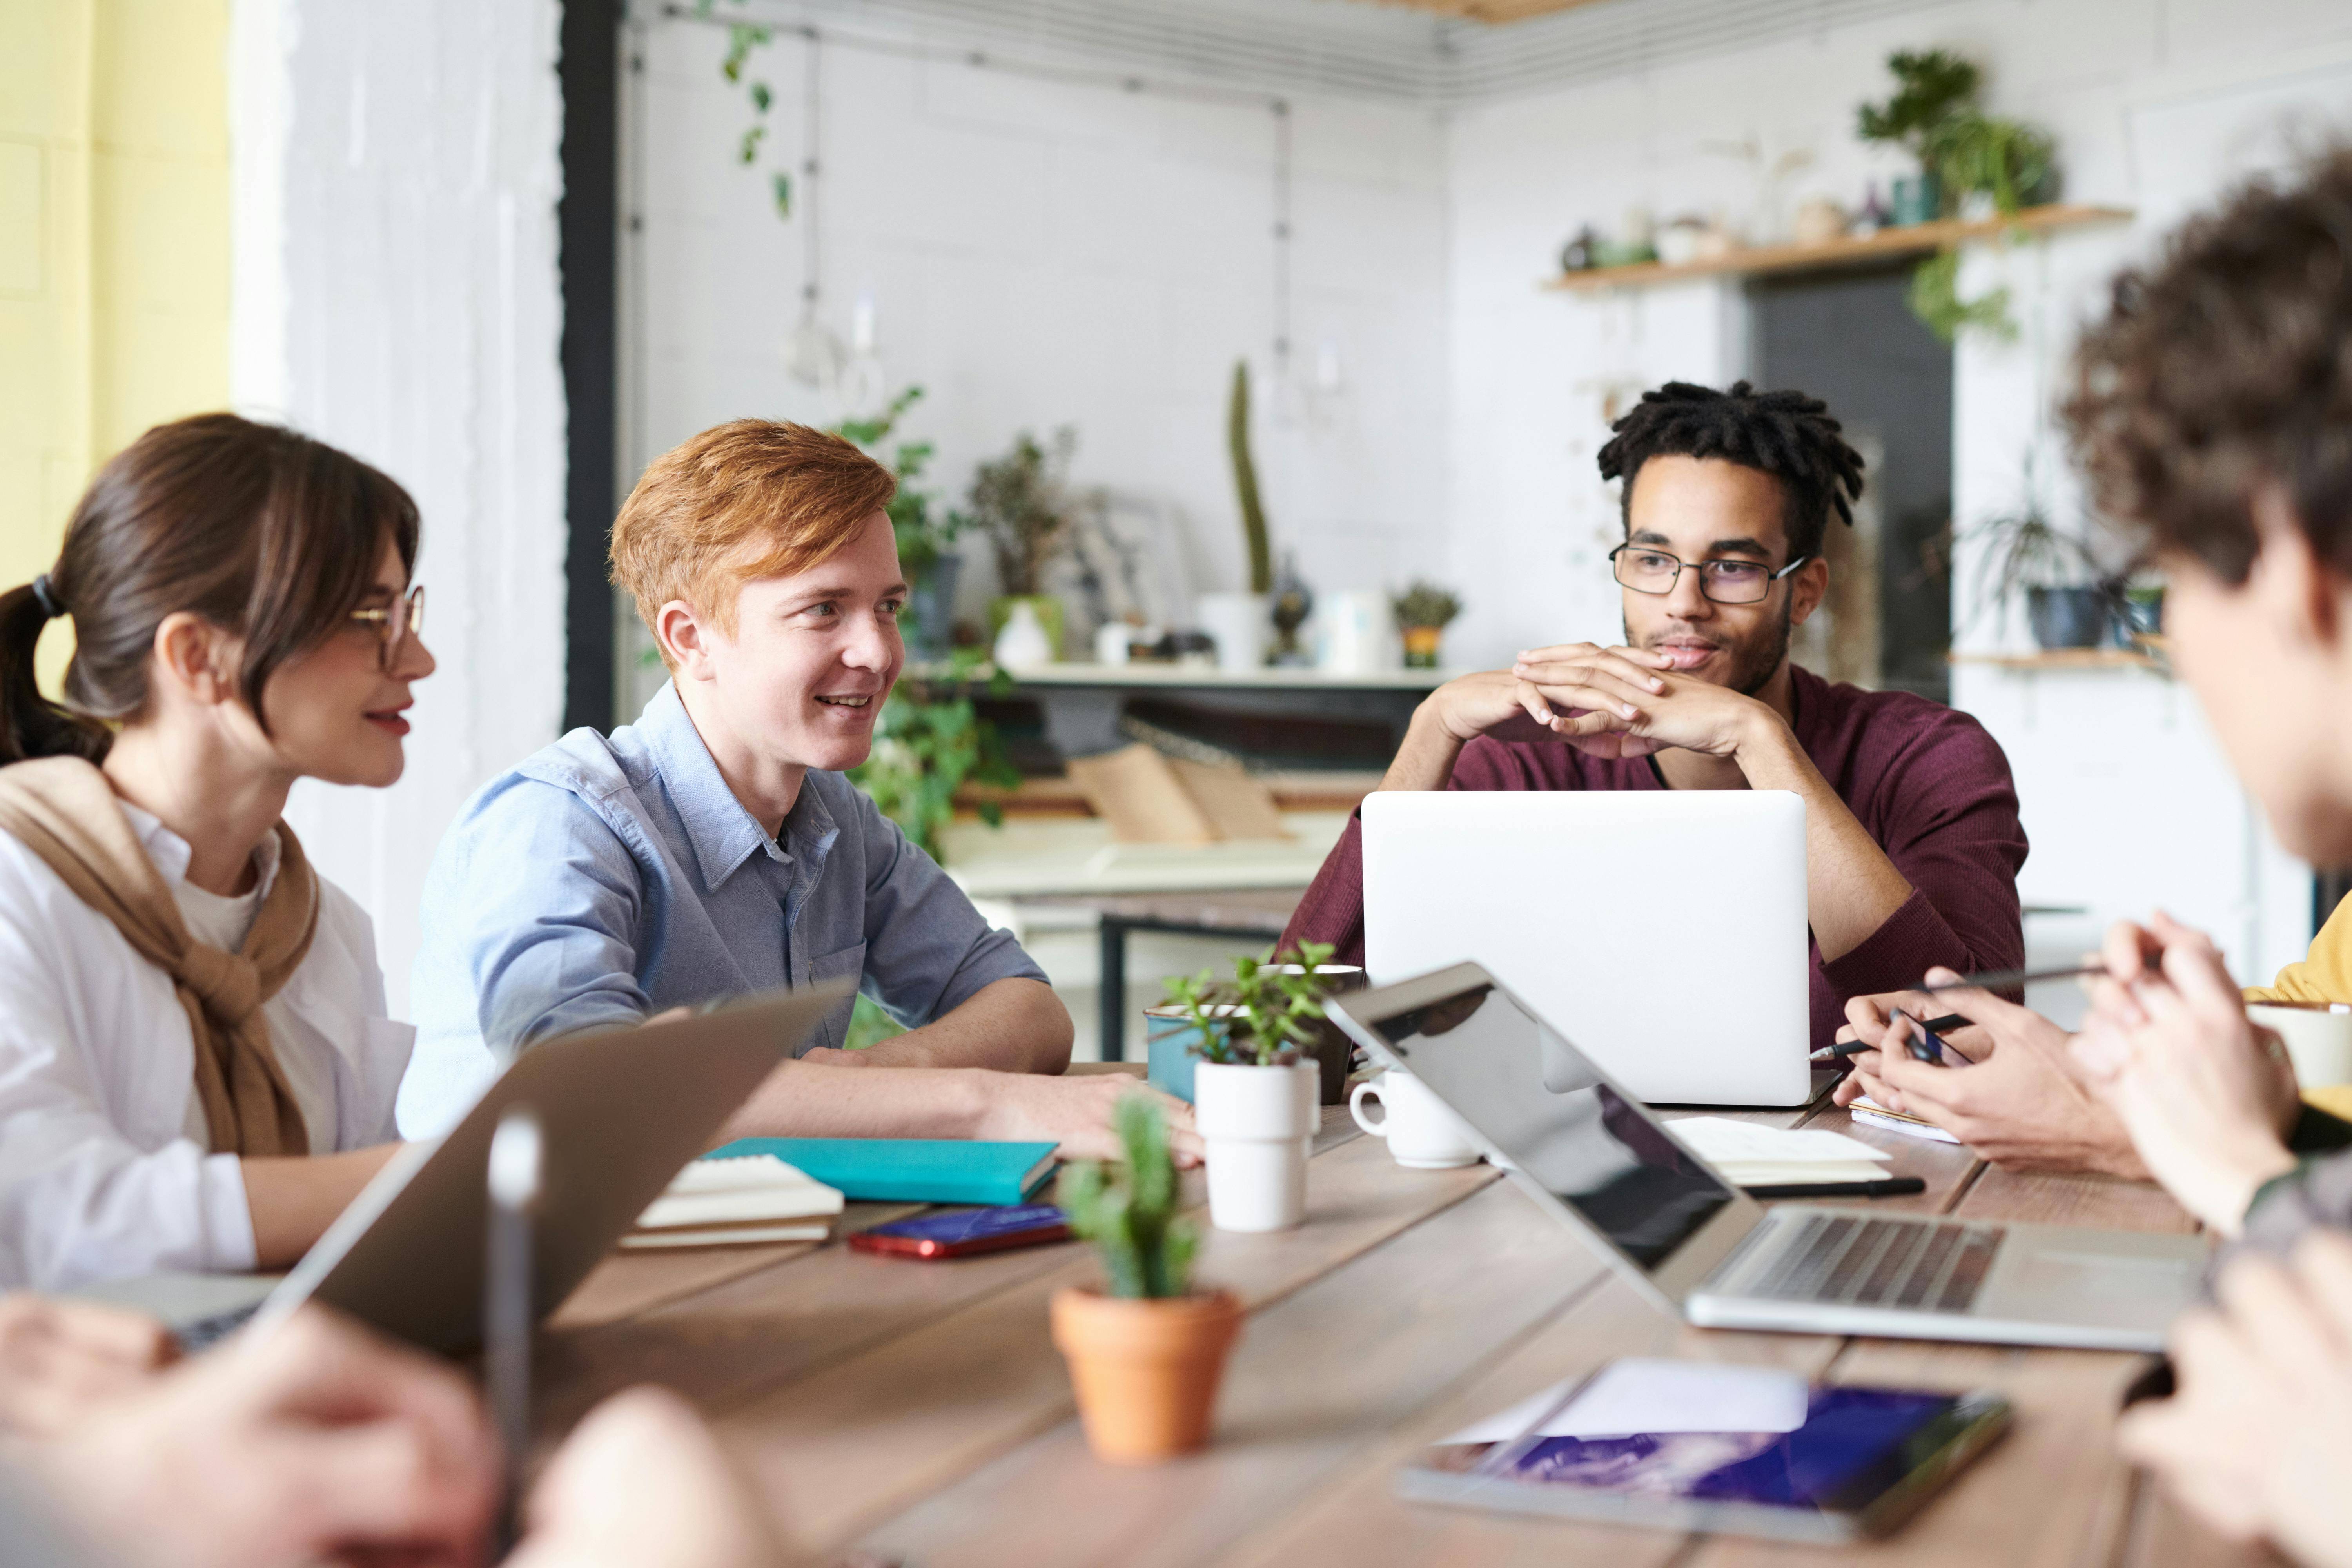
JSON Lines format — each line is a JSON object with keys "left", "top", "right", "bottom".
{"left": 701, "top": 1138, "right": 1059, "bottom": 1206}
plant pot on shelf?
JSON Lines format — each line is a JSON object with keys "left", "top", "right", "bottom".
{"left": 1890, "top": 171, "right": 1943, "bottom": 227}
{"left": 1195, "top": 592, "right": 1272, "bottom": 673}
{"left": 989, "top": 595, "right": 1064, "bottom": 664}
{"left": 1192, "top": 1059, "right": 1318, "bottom": 1233}
{"left": 991, "top": 595, "right": 1060, "bottom": 668}
{"left": 1050, "top": 1286, "right": 1243, "bottom": 1463}
{"left": 1400, "top": 626, "right": 1445, "bottom": 669}
{"left": 905, "top": 552, "right": 963, "bottom": 662}
{"left": 2026, "top": 585, "right": 2109, "bottom": 650}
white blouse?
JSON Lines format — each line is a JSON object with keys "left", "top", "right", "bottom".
{"left": 0, "top": 806, "right": 409, "bottom": 1290}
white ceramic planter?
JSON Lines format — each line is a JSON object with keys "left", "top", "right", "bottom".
{"left": 1192, "top": 1060, "right": 1317, "bottom": 1232}
{"left": 1195, "top": 592, "right": 1272, "bottom": 672}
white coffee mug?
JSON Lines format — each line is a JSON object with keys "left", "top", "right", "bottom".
{"left": 2249, "top": 1002, "right": 2352, "bottom": 1089}
{"left": 1349, "top": 1070, "right": 1480, "bottom": 1169}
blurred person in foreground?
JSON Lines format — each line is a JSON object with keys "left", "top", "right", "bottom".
{"left": 1836, "top": 148, "right": 2352, "bottom": 1565}
{"left": 0, "top": 1295, "right": 784, "bottom": 1568}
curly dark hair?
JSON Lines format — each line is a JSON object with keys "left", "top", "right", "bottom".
{"left": 2063, "top": 147, "right": 2352, "bottom": 586}
{"left": 1596, "top": 380, "right": 1867, "bottom": 563}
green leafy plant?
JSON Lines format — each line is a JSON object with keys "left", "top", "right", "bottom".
{"left": 1390, "top": 582, "right": 1463, "bottom": 630}
{"left": 1162, "top": 942, "right": 1340, "bottom": 1068}
{"left": 695, "top": 1, "right": 791, "bottom": 219}
{"left": 1965, "top": 453, "right": 2100, "bottom": 628}
{"left": 1855, "top": 48, "right": 1981, "bottom": 161}
{"left": 846, "top": 651, "right": 1021, "bottom": 862}
{"left": 1907, "top": 250, "right": 2015, "bottom": 345}
{"left": 835, "top": 386, "right": 962, "bottom": 581}
{"left": 1227, "top": 361, "right": 1273, "bottom": 595}
{"left": 1929, "top": 111, "right": 2056, "bottom": 216}
{"left": 1058, "top": 1095, "right": 1197, "bottom": 1299}
{"left": 957, "top": 431, "right": 1076, "bottom": 598}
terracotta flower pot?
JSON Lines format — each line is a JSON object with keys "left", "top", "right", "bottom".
{"left": 1050, "top": 1286, "right": 1243, "bottom": 1463}
{"left": 1400, "top": 624, "right": 1444, "bottom": 668}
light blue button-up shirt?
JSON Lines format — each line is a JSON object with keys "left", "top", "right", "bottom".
{"left": 397, "top": 681, "right": 1045, "bottom": 1136}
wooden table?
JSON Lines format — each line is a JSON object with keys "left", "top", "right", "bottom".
{"left": 537, "top": 1082, "right": 2263, "bottom": 1568}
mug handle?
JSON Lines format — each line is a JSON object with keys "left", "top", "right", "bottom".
{"left": 1349, "top": 1079, "right": 1388, "bottom": 1138}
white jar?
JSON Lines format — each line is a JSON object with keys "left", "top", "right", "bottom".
{"left": 1194, "top": 592, "right": 1272, "bottom": 673}
{"left": 1192, "top": 1059, "right": 1317, "bottom": 1232}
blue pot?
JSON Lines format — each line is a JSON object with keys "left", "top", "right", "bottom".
{"left": 905, "top": 552, "right": 962, "bottom": 661}
{"left": 1891, "top": 172, "right": 1943, "bottom": 227}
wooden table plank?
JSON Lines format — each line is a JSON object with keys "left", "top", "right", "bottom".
{"left": 1956, "top": 1168, "right": 2198, "bottom": 1232}
{"left": 1211, "top": 1270, "right": 1844, "bottom": 1568}
{"left": 856, "top": 1179, "right": 1611, "bottom": 1568}
{"left": 717, "top": 1136, "right": 1502, "bottom": 1554}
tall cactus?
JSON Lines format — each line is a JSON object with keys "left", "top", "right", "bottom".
{"left": 1228, "top": 359, "right": 1273, "bottom": 595}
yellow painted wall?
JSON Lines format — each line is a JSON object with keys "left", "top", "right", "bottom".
{"left": 0, "top": 0, "right": 230, "bottom": 675}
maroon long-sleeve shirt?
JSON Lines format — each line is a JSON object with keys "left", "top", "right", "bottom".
{"left": 1281, "top": 665, "right": 2028, "bottom": 1053}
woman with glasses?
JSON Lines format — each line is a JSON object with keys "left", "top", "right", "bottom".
{"left": 0, "top": 413, "right": 433, "bottom": 1289}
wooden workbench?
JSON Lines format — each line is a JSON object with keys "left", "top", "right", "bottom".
{"left": 536, "top": 1081, "right": 2258, "bottom": 1568}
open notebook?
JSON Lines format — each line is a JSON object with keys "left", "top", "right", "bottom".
{"left": 620, "top": 1153, "right": 847, "bottom": 1249}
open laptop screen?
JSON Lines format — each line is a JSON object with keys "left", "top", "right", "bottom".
{"left": 1366, "top": 982, "right": 1736, "bottom": 1270}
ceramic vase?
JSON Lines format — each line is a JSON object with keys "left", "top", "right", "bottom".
{"left": 1195, "top": 592, "right": 1271, "bottom": 673}
{"left": 905, "top": 552, "right": 962, "bottom": 662}
{"left": 992, "top": 598, "right": 1056, "bottom": 668}
{"left": 1192, "top": 1060, "right": 1317, "bottom": 1232}
{"left": 1050, "top": 1286, "right": 1243, "bottom": 1463}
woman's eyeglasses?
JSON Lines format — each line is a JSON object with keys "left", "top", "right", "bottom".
{"left": 349, "top": 584, "right": 426, "bottom": 671}
{"left": 1608, "top": 544, "right": 1812, "bottom": 605}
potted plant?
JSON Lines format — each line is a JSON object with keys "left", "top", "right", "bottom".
{"left": 1198, "top": 360, "right": 1276, "bottom": 671}
{"left": 1161, "top": 944, "right": 1337, "bottom": 1233}
{"left": 959, "top": 428, "right": 1077, "bottom": 663}
{"left": 1390, "top": 582, "right": 1463, "bottom": 670}
{"left": 1969, "top": 463, "right": 2109, "bottom": 650}
{"left": 1051, "top": 1095, "right": 1242, "bottom": 1464}
{"left": 1857, "top": 49, "right": 1980, "bottom": 225}
{"left": 837, "top": 387, "right": 964, "bottom": 661}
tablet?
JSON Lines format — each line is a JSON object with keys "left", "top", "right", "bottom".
{"left": 1398, "top": 1358, "right": 2009, "bottom": 1544}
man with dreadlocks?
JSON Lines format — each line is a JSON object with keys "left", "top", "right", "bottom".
{"left": 1283, "top": 379, "right": 2034, "bottom": 1071}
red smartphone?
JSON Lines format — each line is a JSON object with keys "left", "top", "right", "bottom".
{"left": 847, "top": 1204, "right": 1071, "bottom": 1260}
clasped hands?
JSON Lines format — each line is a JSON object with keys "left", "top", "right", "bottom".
{"left": 1424, "top": 644, "right": 1772, "bottom": 760}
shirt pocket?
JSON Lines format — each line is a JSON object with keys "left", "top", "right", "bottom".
{"left": 804, "top": 940, "right": 867, "bottom": 1054}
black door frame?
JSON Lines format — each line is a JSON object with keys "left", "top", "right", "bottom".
{"left": 559, "top": 0, "right": 622, "bottom": 734}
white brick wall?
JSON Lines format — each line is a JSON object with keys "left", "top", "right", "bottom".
{"left": 231, "top": 0, "right": 568, "bottom": 1019}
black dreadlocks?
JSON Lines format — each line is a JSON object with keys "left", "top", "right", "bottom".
{"left": 1595, "top": 381, "right": 1867, "bottom": 562}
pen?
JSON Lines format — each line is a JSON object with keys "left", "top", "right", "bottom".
{"left": 1809, "top": 1014, "right": 1968, "bottom": 1061}
{"left": 486, "top": 1107, "right": 543, "bottom": 1560}
{"left": 1921, "top": 962, "right": 2111, "bottom": 992}
{"left": 1742, "top": 1177, "right": 1927, "bottom": 1200}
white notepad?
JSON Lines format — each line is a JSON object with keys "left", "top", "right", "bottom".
{"left": 631, "top": 1154, "right": 845, "bottom": 1234}
{"left": 1663, "top": 1115, "right": 1894, "bottom": 1185}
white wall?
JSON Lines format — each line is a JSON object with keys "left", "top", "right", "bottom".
{"left": 624, "top": 11, "right": 1450, "bottom": 708}
{"left": 1443, "top": 0, "right": 2352, "bottom": 984}
{"left": 230, "top": 0, "right": 569, "bottom": 1017}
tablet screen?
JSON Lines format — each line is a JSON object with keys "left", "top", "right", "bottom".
{"left": 1367, "top": 984, "right": 1734, "bottom": 1268}
{"left": 1421, "top": 1385, "right": 1964, "bottom": 1512}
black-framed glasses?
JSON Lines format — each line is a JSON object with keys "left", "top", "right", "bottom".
{"left": 349, "top": 584, "right": 426, "bottom": 671}
{"left": 1608, "top": 544, "right": 1812, "bottom": 605}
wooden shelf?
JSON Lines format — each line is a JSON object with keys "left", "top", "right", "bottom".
{"left": 1949, "top": 647, "right": 2165, "bottom": 672}
{"left": 1546, "top": 203, "right": 2134, "bottom": 293}
{"left": 906, "top": 661, "right": 1455, "bottom": 691}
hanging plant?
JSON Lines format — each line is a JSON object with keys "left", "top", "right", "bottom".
{"left": 1907, "top": 250, "right": 2016, "bottom": 345}
{"left": 698, "top": 0, "right": 793, "bottom": 219}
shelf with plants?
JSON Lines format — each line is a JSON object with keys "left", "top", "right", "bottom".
{"left": 1544, "top": 203, "right": 2132, "bottom": 293}
{"left": 1949, "top": 646, "right": 2167, "bottom": 673}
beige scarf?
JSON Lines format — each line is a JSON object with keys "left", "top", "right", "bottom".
{"left": 0, "top": 757, "right": 319, "bottom": 1156}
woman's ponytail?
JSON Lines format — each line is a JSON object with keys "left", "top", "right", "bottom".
{"left": 0, "top": 580, "right": 108, "bottom": 767}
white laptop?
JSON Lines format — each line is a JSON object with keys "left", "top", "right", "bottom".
{"left": 1362, "top": 790, "right": 1811, "bottom": 1106}
{"left": 1326, "top": 964, "right": 2208, "bottom": 1353}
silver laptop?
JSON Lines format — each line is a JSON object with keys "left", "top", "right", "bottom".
{"left": 1326, "top": 964, "right": 2208, "bottom": 1352}
{"left": 1362, "top": 791, "right": 1812, "bottom": 1106}
{"left": 83, "top": 984, "right": 844, "bottom": 1354}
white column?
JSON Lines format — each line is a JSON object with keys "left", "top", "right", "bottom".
{"left": 230, "top": 0, "right": 569, "bottom": 1018}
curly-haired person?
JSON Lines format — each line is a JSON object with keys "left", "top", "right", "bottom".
{"left": 1280, "top": 379, "right": 2033, "bottom": 1072}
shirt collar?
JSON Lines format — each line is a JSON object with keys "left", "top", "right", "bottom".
{"left": 637, "top": 681, "right": 801, "bottom": 893}
{"left": 116, "top": 800, "right": 283, "bottom": 900}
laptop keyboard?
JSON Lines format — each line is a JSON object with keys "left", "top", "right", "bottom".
{"left": 1746, "top": 1214, "right": 2002, "bottom": 1316}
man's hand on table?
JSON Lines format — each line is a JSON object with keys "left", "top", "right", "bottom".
{"left": 1831, "top": 973, "right": 2146, "bottom": 1177}
{"left": 972, "top": 1074, "right": 1203, "bottom": 1168}
{"left": 2122, "top": 1231, "right": 2352, "bottom": 1568}
{"left": 2073, "top": 914, "right": 2301, "bottom": 1236}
